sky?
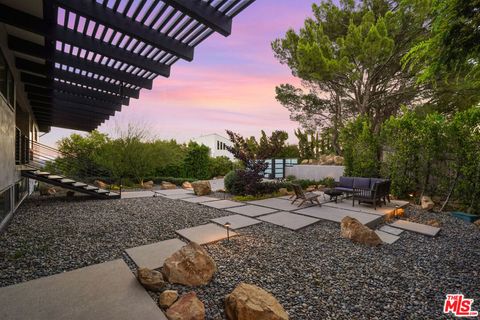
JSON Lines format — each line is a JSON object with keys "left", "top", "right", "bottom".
{"left": 40, "top": 0, "right": 318, "bottom": 147}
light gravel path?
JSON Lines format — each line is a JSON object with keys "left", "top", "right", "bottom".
{"left": 0, "top": 194, "right": 479, "bottom": 320}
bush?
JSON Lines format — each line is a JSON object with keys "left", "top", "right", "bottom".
{"left": 209, "top": 156, "right": 233, "bottom": 177}
{"left": 340, "top": 117, "right": 380, "bottom": 177}
{"left": 224, "top": 170, "right": 247, "bottom": 195}
{"left": 183, "top": 142, "right": 211, "bottom": 180}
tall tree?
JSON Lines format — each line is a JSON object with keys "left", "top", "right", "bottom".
{"left": 272, "top": 0, "right": 429, "bottom": 152}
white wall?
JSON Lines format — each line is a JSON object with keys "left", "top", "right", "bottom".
{"left": 193, "top": 134, "right": 234, "bottom": 160}
{"left": 286, "top": 165, "right": 345, "bottom": 181}
{"left": 0, "top": 96, "right": 16, "bottom": 192}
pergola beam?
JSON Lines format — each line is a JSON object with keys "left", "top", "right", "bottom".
{"left": 162, "top": 0, "right": 232, "bottom": 36}
{"left": 53, "top": 92, "right": 122, "bottom": 109}
{"left": 53, "top": 81, "right": 129, "bottom": 105}
{"left": 55, "top": 0, "right": 194, "bottom": 61}
{"left": 53, "top": 27, "right": 170, "bottom": 77}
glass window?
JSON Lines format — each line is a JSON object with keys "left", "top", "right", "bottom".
{"left": 14, "top": 178, "right": 28, "bottom": 207}
{"left": 0, "top": 52, "right": 6, "bottom": 99}
{"left": 7, "top": 69, "right": 14, "bottom": 107}
{"left": 0, "top": 188, "right": 12, "bottom": 222}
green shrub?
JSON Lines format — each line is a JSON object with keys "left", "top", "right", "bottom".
{"left": 209, "top": 156, "right": 234, "bottom": 177}
{"left": 224, "top": 170, "right": 247, "bottom": 195}
{"left": 183, "top": 142, "right": 211, "bottom": 180}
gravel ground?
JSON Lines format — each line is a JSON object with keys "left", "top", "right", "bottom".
{"left": 0, "top": 194, "right": 478, "bottom": 319}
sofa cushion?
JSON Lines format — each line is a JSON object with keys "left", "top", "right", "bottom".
{"left": 338, "top": 176, "right": 354, "bottom": 189}
{"left": 353, "top": 177, "right": 371, "bottom": 190}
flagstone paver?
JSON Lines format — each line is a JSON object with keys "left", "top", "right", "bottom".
{"left": 294, "top": 206, "right": 384, "bottom": 228}
{"left": 181, "top": 196, "right": 219, "bottom": 203}
{"left": 162, "top": 193, "right": 196, "bottom": 200}
{"left": 210, "top": 214, "right": 262, "bottom": 229}
{"left": 176, "top": 223, "right": 238, "bottom": 244}
{"left": 257, "top": 211, "right": 320, "bottom": 231}
{"left": 247, "top": 198, "right": 314, "bottom": 211}
{"left": 390, "top": 220, "right": 441, "bottom": 236}
{"left": 0, "top": 260, "right": 167, "bottom": 320}
{"left": 121, "top": 191, "right": 157, "bottom": 199}
{"left": 125, "top": 238, "right": 186, "bottom": 270}
{"left": 225, "top": 205, "right": 278, "bottom": 217}
{"left": 375, "top": 230, "right": 401, "bottom": 244}
{"left": 201, "top": 199, "right": 245, "bottom": 209}
{"left": 379, "top": 225, "right": 404, "bottom": 235}
{"left": 158, "top": 188, "right": 195, "bottom": 195}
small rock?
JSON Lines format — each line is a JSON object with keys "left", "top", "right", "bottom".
{"left": 143, "top": 180, "right": 155, "bottom": 189}
{"left": 340, "top": 216, "right": 382, "bottom": 246}
{"left": 182, "top": 181, "right": 193, "bottom": 190}
{"left": 160, "top": 181, "right": 176, "bottom": 190}
{"left": 137, "top": 267, "right": 165, "bottom": 291}
{"left": 165, "top": 291, "right": 205, "bottom": 320}
{"left": 426, "top": 219, "right": 441, "bottom": 228}
{"left": 163, "top": 242, "right": 217, "bottom": 286}
{"left": 159, "top": 290, "right": 179, "bottom": 309}
{"left": 191, "top": 181, "right": 211, "bottom": 196}
{"left": 421, "top": 196, "right": 435, "bottom": 210}
{"left": 94, "top": 180, "right": 109, "bottom": 189}
{"left": 225, "top": 282, "right": 289, "bottom": 320}
{"left": 474, "top": 219, "right": 480, "bottom": 228}
{"left": 278, "top": 188, "right": 290, "bottom": 196}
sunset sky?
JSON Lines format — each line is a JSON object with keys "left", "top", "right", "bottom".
{"left": 41, "top": 0, "right": 318, "bottom": 147}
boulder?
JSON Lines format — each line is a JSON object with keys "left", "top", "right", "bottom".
{"left": 474, "top": 219, "right": 480, "bottom": 229}
{"left": 182, "top": 181, "right": 193, "bottom": 190}
{"left": 278, "top": 188, "right": 290, "bottom": 196}
{"left": 165, "top": 292, "right": 205, "bottom": 320}
{"left": 306, "top": 185, "right": 316, "bottom": 192}
{"left": 191, "top": 181, "right": 211, "bottom": 196}
{"left": 143, "top": 180, "right": 155, "bottom": 189}
{"left": 159, "top": 290, "right": 179, "bottom": 309}
{"left": 421, "top": 196, "right": 435, "bottom": 210}
{"left": 333, "top": 155, "right": 344, "bottom": 165}
{"left": 340, "top": 216, "right": 382, "bottom": 246}
{"left": 163, "top": 242, "right": 217, "bottom": 286}
{"left": 94, "top": 180, "right": 109, "bottom": 189}
{"left": 160, "top": 181, "right": 176, "bottom": 190}
{"left": 426, "top": 219, "right": 441, "bottom": 228}
{"left": 137, "top": 267, "right": 166, "bottom": 291}
{"left": 225, "top": 283, "right": 289, "bottom": 320}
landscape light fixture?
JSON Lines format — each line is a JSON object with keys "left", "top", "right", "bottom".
{"left": 224, "top": 222, "right": 231, "bottom": 242}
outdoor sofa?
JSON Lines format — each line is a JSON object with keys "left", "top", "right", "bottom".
{"left": 334, "top": 176, "right": 391, "bottom": 209}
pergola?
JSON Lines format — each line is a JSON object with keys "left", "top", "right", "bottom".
{"left": 0, "top": 0, "right": 254, "bottom": 131}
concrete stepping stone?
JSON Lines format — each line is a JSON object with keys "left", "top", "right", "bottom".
{"left": 389, "top": 220, "right": 440, "bottom": 236}
{"left": 211, "top": 214, "right": 262, "bottom": 229}
{"left": 248, "top": 198, "right": 313, "bottom": 211}
{"left": 158, "top": 188, "right": 194, "bottom": 195}
{"left": 226, "top": 205, "right": 278, "bottom": 217}
{"left": 0, "top": 260, "right": 167, "bottom": 320}
{"left": 125, "top": 238, "right": 186, "bottom": 270}
{"left": 201, "top": 199, "right": 245, "bottom": 209}
{"left": 375, "top": 230, "right": 400, "bottom": 244}
{"left": 379, "top": 225, "right": 404, "bottom": 235}
{"left": 163, "top": 193, "right": 196, "bottom": 200}
{"left": 258, "top": 211, "right": 320, "bottom": 231}
{"left": 176, "top": 223, "right": 238, "bottom": 244}
{"left": 294, "top": 206, "right": 383, "bottom": 228}
{"left": 181, "top": 196, "right": 219, "bottom": 203}
{"left": 121, "top": 191, "right": 157, "bottom": 199}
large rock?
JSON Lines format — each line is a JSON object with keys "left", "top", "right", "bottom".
{"left": 94, "top": 180, "right": 109, "bottom": 189}
{"left": 474, "top": 219, "right": 480, "bottom": 229}
{"left": 143, "top": 180, "right": 155, "bottom": 189}
{"left": 340, "top": 216, "right": 382, "bottom": 246}
{"left": 137, "top": 267, "right": 166, "bottom": 291}
{"left": 421, "top": 196, "right": 435, "bottom": 210}
{"left": 191, "top": 181, "right": 211, "bottom": 196}
{"left": 161, "top": 181, "right": 176, "bottom": 190}
{"left": 163, "top": 242, "right": 217, "bottom": 286}
{"left": 333, "top": 155, "right": 344, "bottom": 165}
{"left": 182, "top": 181, "right": 193, "bottom": 190}
{"left": 426, "top": 219, "right": 441, "bottom": 228}
{"left": 165, "top": 292, "right": 205, "bottom": 320}
{"left": 39, "top": 184, "right": 56, "bottom": 196}
{"left": 159, "top": 290, "right": 179, "bottom": 309}
{"left": 225, "top": 283, "right": 289, "bottom": 320}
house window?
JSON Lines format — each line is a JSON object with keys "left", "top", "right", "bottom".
{"left": 0, "top": 188, "right": 12, "bottom": 222}
{"left": 0, "top": 50, "right": 15, "bottom": 110}
{"left": 217, "top": 141, "right": 220, "bottom": 150}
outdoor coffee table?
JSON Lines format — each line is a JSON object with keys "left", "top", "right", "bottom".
{"left": 324, "top": 188, "right": 343, "bottom": 203}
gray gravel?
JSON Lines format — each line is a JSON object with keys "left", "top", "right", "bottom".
{"left": 0, "top": 195, "right": 479, "bottom": 320}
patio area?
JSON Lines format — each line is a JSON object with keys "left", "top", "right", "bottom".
{"left": 0, "top": 192, "right": 478, "bottom": 319}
